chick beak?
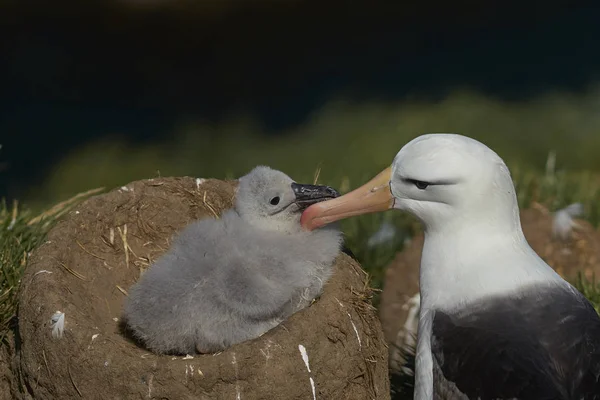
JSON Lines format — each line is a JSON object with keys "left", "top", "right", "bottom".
{"left": 291, "top": 182, "right": 340, "bottom": 211}
{"left": 300, "top": 167, "right": 394, "bottom": 231}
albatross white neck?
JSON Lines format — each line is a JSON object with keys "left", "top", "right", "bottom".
{"left": 418, "top": 219, "right": 563, "bottom": 312}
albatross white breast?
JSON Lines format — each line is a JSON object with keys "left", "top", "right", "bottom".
{"left": 301, "top": 133, "right": 600, "bottom": 400}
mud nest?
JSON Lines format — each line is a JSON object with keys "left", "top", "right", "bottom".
{"left": 380, "top": 205, "right": 600, "bottom": 372}
{"left": 11, "top": 177, "right": 390, "bottom": 400}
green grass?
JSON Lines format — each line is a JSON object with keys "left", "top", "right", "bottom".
{"left": 574, "top": 272, "right": 600, "bottom": 314}
{"left": 0, "top": 188, "right": 104, "bottom": 345}
{"left": 0, "top": 200, "right": 50, "bottom": 345}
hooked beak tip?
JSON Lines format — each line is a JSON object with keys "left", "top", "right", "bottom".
{"left": 292, "top": 182, "right": 341, "bottom": 212}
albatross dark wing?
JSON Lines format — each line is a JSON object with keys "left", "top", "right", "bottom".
{"left": 431, "top": 283, "right": 600, "bottom": 400}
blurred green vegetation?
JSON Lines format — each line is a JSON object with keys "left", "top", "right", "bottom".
{"left": 574, "top": 272, "right": 600, "bottom": 314}
{"left": 28, "top": 87, "right": 600, "bottom": 210}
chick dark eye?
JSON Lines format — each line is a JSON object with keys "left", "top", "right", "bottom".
{"left": 270, "top": 196, "right": 280, "bottom": 205}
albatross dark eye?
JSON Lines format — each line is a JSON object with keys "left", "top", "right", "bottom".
{"left": 270, "top": 196, "right": 280, "bottom": 205}
{"left": 404, "top": 179, "right": 429, "bottom": 190}
{"left": 414, "top": 181, "right": 429, "bottom": 190}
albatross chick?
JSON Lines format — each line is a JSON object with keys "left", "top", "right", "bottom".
{"left": 123, "top": 166, "right": 342, "bottom": 355}
{"left": 301, "top": 133, "right": 600, "bottom": 400}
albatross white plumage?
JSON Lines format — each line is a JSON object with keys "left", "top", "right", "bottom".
{"left": 301, "top": 133, "right": 600, "bottom": 400}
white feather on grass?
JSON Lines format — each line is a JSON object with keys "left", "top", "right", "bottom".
{"left": 367, "top": 221, "right": 397, "bottom": 247}
{"left": 50, "top": 311, "right": 65, "bottom": 339}
{"left": 552, "top": 203, "right": 584, "bottom": 241}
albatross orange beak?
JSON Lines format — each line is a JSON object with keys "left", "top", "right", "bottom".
{"left": 300, "top": 167, "right": 394, "bottom": 231}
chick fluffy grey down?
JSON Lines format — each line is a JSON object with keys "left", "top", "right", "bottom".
{"left": 122, "top": 166, "right": 343, "bottom": 355}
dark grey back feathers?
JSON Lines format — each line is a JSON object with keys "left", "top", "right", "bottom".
{"left": 431, "top": 283, "right": 600, "bottom": 400}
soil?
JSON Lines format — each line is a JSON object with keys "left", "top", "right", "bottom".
{"left": 10, "top": 177, "right": 390, "bottom": 399}
{"left": 1, "top": 332, "right": 16, "bottom": 400}
{"left": 380, "top": 205, "right": 600, "bottom": 371}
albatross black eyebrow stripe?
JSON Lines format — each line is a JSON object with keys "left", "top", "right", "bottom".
{"left": 401, "top": 177, "right": 458, "bottom": 186}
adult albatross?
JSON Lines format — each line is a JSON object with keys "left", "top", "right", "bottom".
{"left": 301, "top": 133, "right": 600, "bottom": 400}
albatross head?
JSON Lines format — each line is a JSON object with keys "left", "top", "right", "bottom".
{"left": 236, "top": 166, "right": 340, "bottom": 233}
{"left": 301, "top": 133, "right": 521, "bottom": 234}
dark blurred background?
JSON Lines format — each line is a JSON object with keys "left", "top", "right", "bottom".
{"left": 2, "top": 0, "right": 600, "bottom": 208}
